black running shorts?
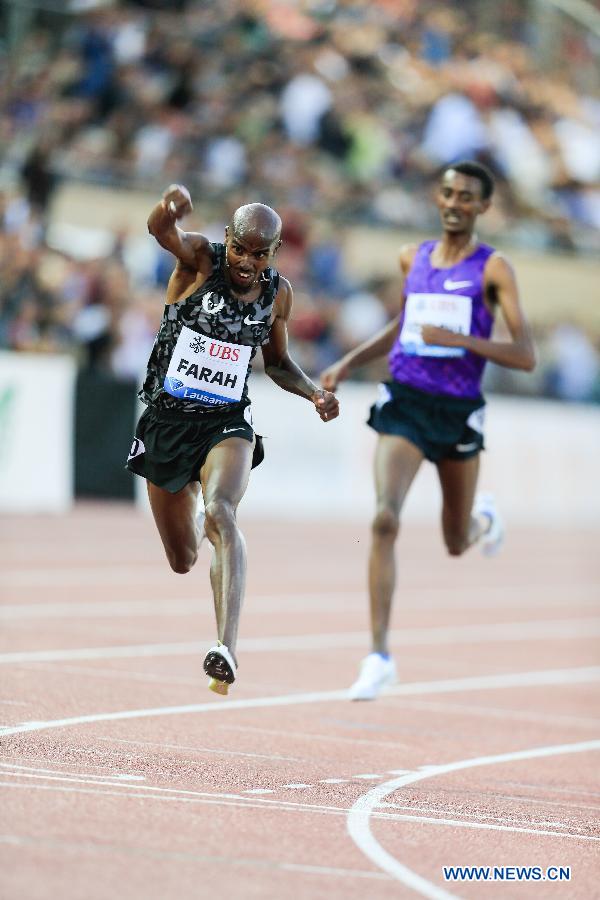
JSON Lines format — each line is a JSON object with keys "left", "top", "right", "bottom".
{"left": 367, "top": 381, "right": 485, "bottom": 463}
{"left": 126, "top": 403, "right": 264, "bottom": 493}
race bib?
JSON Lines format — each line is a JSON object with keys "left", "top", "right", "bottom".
{"left": 164, "top": 325, "right": 251, "bottom": 406}
{"left": 400, "top": 293, "right": 472, "bottom": 358}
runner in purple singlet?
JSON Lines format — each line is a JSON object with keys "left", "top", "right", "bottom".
{"left": 320, "top": 161, "right": 536, "bottom": 700}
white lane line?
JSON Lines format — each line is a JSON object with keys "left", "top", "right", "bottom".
{"left": 283, "top": 784, "right": 313, "bottom": 790}
{"left": 0, "top": 568, "right": 176, "bottom": 587}
{"left": 361, "top": 811, "right": 600, "bottom": 841}
{"left": 398, "top": 698, "right": 600, "bottom": 730}
{"left": 0, "top": 773, "right": 352, "bottom": 813}
{"left": 0, "top": 770, "right": 252, "bottom": 802}
{"left": 0, "top": 641, "right": 206, "bottom": 664}
{"left": 492, "top": 794, "right": 600, "bottom": 814}
{"left": 0, "top": 762, "right": 144, "bottom": 782}
{"left": 244, "top": 789, "right": 274, "bottom": 795}
{"left": 221, "top": 724, "right": 413, "bottom": 752}
{"left": 0, "top": 753, "right": 150, "bottom": 777}
{"left": 0, "top": 600, "right": 199, "bottom": 619}
{"left": 502, "top": 780, "right": 600, "bottom": 800}
{"left": 0, "top": 830, "right": 392, "bottom": 881}
{"left": 12, "top": 662, "right": 205, "bottom": 688}
{"left": 1, "top": 774, "right": 597, "bottom": 844}
{"left": 100, "top": 736, "right": 303, "bottom": 764}
{"left": 279, "top": 862, "right": 390, "bottom": 880}
{"left": 347, "top": 739, "right": 600, "bottom": 899}
{"left": 2, "top": 582, "right": 597, "bottom": 610}
{"left": 1, "top": 666, "right": 599, "bottom": 738}
{"left": 378, "top": 801, "right": 597, "bottom": 829}
{"left": 3, "top": 619, "right": 600, "bottom": 665}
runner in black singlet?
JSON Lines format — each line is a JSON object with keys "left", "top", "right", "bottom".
{"left": 127, "top": 184, "right": 339, "bottom": 695}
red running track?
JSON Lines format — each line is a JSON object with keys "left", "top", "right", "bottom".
{"left": 1, "top": 503, "right": 599, "bottom": 899}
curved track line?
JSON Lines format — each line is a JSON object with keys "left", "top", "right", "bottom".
{"left": 347, "top": 739, "right": 600, "bottom": 899}
{"left": 1, "top": 666, "right": 599, "bottom": 738}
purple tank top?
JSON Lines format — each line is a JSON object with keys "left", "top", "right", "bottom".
{"left": 388, "top": 240, "right": 495, "bottom": 399}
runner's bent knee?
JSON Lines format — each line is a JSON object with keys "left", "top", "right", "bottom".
{"left": 204, "top": 497, "right": 238, "bottom": 541}
{"left": 443, "top": 526, "right": 470, "bottom": 556}
{"left": 165, "top": 541, "right": 198, "bottom": 574}
{"left": 372, "top": 506, "right": 400, "bottom": 540}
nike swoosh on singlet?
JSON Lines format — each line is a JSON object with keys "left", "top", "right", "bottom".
{"left": 222, "top": 426, "right": 245, "bottom": 434}
{"left": 443, "top": 279, "right": 473, "bottom": 290}
{"left": 244, "top": 314, "right": 265, "bottom": 326}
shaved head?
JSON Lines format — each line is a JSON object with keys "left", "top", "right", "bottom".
{"left": 229, "top": 203, "right": 282, "bottom": 246}
{"left": 224, "top": 203, "right": 282, "bottom": 294}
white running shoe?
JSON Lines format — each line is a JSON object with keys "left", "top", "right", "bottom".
{"left": 348, "top": 653, "right": 397, "bottom": 701}
{"left": 474, "top": 492, "right": 504, "bottom": 557}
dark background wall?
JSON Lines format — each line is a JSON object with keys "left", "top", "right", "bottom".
{"left": 74, "top": 372, "right": 138, "bottom": 500}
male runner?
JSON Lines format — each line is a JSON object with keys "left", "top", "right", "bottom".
{"left": 321, "top": 161, "right": 535, "bottom": 700}
{"left": 128, "top": 184, "right": 339, "bottom": 694}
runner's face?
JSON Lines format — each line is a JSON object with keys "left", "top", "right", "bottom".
{"left": 224, "top": 230, "right": 280, "bottom": 293}
{"left": 436, "top": 171, "right": 489, "bottom": 234}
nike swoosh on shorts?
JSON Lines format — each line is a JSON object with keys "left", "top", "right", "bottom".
{"left": 455, "top": 441, "right": 479, "bottom": 452}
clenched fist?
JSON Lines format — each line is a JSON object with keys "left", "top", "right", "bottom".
{"left": 312, "top": 388, "right": 339, "bottom": 422}
{"left": 163, "top": 184, "right": 193, "bottom": 220}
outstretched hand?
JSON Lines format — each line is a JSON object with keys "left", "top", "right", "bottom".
{"left": 312, "top": 388, "right": 339, "bottom": 422}
{"left": 319, "top": 360, "right": 349, "bottom": 392}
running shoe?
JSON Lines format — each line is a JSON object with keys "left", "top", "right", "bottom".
{"left": 474, "top": 492, "right": 504, "bottom": 557}
{"left": 204, "top": 641, "right": 236, "bottom": 695}
{"left": 348, "top": 653, "right": 397, "bottom": 701}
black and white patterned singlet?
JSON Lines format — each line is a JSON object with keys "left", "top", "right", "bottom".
{"left": 139, "top": 243, "right": 279, "bottom": 417}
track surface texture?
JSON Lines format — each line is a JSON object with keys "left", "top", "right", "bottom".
{"left": 1, "top": 503, "right": 599, "bottom": 899}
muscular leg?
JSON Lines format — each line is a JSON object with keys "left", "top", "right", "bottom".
{"left": 369, "top": 435, "right": 424, "bottom": 654}
{"left": 147, "top": 480, "right": 201, "bottom": 574}
{"left": 200, "top": 436, "right": 254, "bottom": 661}
{"left": 436, "top": 455, "right": 486, "bottom": 556}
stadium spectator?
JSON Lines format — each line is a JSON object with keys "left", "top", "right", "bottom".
{"left": 0, "top": 0, "right": 597, "bottom": 405}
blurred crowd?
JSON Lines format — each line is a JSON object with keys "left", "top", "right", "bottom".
{"left": 1, "top": 0, "right": 599, "bottom": 402}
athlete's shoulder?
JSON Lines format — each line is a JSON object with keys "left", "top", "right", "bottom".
{"left": 181, "top": 232, "right": 213, "bottom": 257}
{"left": 398, "top": 242, "right": 420, "bottom": 273}
{"left": 275, "top": 272, "right": 294, "bottom": 300}
{"left": 484, "top": 248, "right": 516, "bottom": 281}
{"left": 273, "top": 275, "right": 292, "bottom": 317}
{"left": 171, "top": 233, "right": 215, "bottom": 277}
{"left": 275, "top": 274, "right": 292, "bottom": 296}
